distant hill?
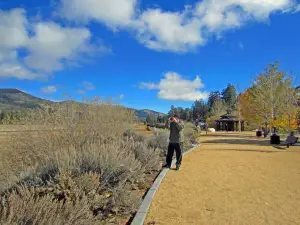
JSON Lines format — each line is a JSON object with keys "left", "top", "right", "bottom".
{"left": 0, "top": 88, "right": 165, "bottom": 119}
{"left": 0, "top": 89, "right": 52, "bottom": 110}
{"left": 131, "top": 108, "right": 166, "bottom": 121}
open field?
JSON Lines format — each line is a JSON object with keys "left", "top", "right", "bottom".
{"left": 145, "top": 132, "right": 300, "bottom": 225}
{"left": 0, "top": 123, "right": 165, "bottom": 224}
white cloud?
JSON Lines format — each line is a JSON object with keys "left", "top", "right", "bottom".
{"left": 136, "top": 9, "right": 204, "bottom": 52}
{"left": 0, "top": 8, "right": 110, "bottom": 80}
{"left": 82, "top": 81, "right": 95, "bottom": 90}
{"left": 139, "top": 82, "right": 159, "bottom": 90}
{"left": 140, "top": 72, "right": 209, "bottom": 101}
{"left": 59, "top": 0, "right": 298, "bottom": 53}
{"left": 25, "top": 22, "right": 99, "bottom": 73}
{"left": 0, "top": 62, "right": 42, "bottom": 80}
{"left": 0, "top": 8, "right": 28, "bottom": 49}
{"left": 41, "top": 85, "right": 58, "bottom": 94}
{"left": 60, "top": 0, "right": 137, "bottom": 29}
{"left": 119, "top": 94, "right": 125, "bottom": 100}
{"left": 135, "top": 0, "right": 293, "bottom": 52}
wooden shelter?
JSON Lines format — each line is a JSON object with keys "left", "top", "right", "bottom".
{"left": 216, "top": 113, "right": 245, "bottom": 132}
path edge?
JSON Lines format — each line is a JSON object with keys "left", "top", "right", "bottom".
{"left": 130, "top": 144, "right": 201, "bottom": 225}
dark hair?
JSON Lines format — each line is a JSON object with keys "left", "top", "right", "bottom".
{"left": 173, "top": 114, "right": 179, "bottom": 119}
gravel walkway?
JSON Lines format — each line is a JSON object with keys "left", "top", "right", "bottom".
{"left": 145, "top": 132, "right": 300, "bottom": 225}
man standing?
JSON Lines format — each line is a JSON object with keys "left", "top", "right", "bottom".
{"left": 163, "top": 115, "right": 184, "bottom": 171}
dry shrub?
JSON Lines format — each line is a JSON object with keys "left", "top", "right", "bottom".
{"left": 183, "top": 123, "right": 200, "bottom": 150}
{"left": 0, "top": 98, "right": 159, "bottom": 224}
{"left": 124, "top": 129, "right": 164, "bottom": 165}
{"left": 0, "top": 186, "right": 95, "bottom": 225}
{"left": 148, "top": 130, "right": 169, "bottom": 150}
{"left": 128, "top": 141, "right": 160, "bottom": 171}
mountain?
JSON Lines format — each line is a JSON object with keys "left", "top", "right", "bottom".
{"left": 131, "top": 108, "right": 166, "bottom": 120}
{"left": 0, "top": 89, "right": 52, "bottom": 110}
{"left": 0, "top": 88, "right": 165, "bottom": 119}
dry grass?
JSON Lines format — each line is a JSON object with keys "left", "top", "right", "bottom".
{"left": 0, "top": 109, "right": 202, "bottom": 224}
{"left": 145, "top": 132, "right": 300, "bottom": 225}
{"left": 0, "top": 99, "right": 162, "bottom": 224}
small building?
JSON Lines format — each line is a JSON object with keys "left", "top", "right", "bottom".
{"left": 216, "top": 113, "right": 245, "bottom": 132}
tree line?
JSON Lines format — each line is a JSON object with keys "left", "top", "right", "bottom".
{"left": 146, "top": 83, "right": 238, "bottom": 125}
{"left": 147, "top": 61, "right": 299, "bottom": 132}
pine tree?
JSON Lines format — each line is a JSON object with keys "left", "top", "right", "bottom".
{"left": 222, "top": 83, "right": 237, "bottom": 109}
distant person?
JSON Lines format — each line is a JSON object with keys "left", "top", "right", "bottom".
{"left": 204, "top": 123, "right": 208, "bottom": 134}
{"left": 262, "top": 127, "right": 269, "bottom": 138}
{"left": 225, "top": 124, "right": 228, "bottom": 132}
{"left": 284, "top": 131, "right": 298, "bottom": 148}
{"left": 163, "top": 115, "right": 184, "bottom": 171}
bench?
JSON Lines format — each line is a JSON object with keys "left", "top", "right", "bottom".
{"left": 282, "top": 136, "right": 299, "bottom": 148}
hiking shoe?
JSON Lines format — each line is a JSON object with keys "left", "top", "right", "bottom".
{"left": 175, "top": 165, "right": 180, "bottom": 171}
{"left": 162, "top": 164, "right": 171, "bottom": 169}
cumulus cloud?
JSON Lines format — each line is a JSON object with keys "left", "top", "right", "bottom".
{"left": 41, "top": 85, "right": 58, "bottom": 94}
{"left": 0, "top": 8, "right": 28, "bottom": 49}
{"left": 140, "top": 72, "right": 209, "bottom": 101}
{"left": 1, "top": 1, "right": 299, "bottom": 80}
{"left": 136, "top": 8, "right": 204, "bottom": 52}
{"left": 0, "top": 63, "right": 42, "bottom": 80}
{"left": 60, "top": 0, "right": 137, "bottom": 29}
{"left": 60, "top": 0, "right": 296, "bottom": 53}
{"left": 136, "top": 0, "right": 294, "bottom": 52}
{"left": 25, "top": 22, "right": 96, "bottom": 73}
{"left": 0, "top": 8, "right": 109, "bottom": 80}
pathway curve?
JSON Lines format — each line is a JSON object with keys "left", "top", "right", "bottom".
{"left": 145, "top": 132, "right": 300, "bottom": 225}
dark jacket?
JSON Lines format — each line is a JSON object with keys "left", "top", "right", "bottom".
{"left": 167, "top": 121, "right": 184, "bottom": 143}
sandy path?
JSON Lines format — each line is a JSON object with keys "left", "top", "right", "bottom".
{"left": 145, "top": 132, "right": 300, "bottom": 225}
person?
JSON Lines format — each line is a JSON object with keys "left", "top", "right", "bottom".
{"left": 204, "top": 123, "right": 208, "bottom": 134}
{"left": 163, "top": 115, "right": 184, "bottom": 171}
{"left": 225, "top": 123, "right": 228, "bottom": 132}
{"left": 284, "top": 131, "right": 298, "bottom": 148}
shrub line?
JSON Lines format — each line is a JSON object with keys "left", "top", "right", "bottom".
{"left": 130, "top": 144, "right": 201, "bottom": 225}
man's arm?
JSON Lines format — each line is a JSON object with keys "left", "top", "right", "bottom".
{"left": 174, "top": 121, "right": 184, "bottom": 131}
{"left": 165, "top": 120, "right": 170, "bottom": 130}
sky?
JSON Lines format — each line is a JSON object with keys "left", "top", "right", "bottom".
{"left": 0, "top": 0, "right": 300, "bottom": 113}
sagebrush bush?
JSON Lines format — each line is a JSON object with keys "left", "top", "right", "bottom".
{"left": 0, "top": 186, "right": 95, "bottom": 225}
{"left": 0, "top": 99, "right": 160, "bottom": 224}
{"left": 148, "top": 130, "right": 169, "bottom": 150}
{"left": 0, "top": 99, "right": 201, "bottom": 224}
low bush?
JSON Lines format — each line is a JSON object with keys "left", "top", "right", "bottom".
{"left": 0, "top": 99, "right": 160, "bottom": 224}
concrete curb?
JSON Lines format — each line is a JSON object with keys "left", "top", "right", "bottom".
{"left": 131, "top": 144, "right": 201, "bottom": 225}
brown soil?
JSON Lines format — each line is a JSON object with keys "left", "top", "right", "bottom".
{"left": 145, "top": 132, "right": 300, "bottom": 225}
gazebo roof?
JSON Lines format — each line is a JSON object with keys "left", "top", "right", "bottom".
{"left": 216, "top": 112, "right": 244, "bottom": 122}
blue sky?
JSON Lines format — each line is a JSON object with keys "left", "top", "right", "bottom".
{"left": 1, "top": 0, "right": 300, "bottom": 113}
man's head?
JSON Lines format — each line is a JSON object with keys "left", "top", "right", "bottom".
{"left": 173, "top": 115, "right": 179, "bottom": 119}
{"left": 173, "top": 115, "right": 180, "bottom": 122}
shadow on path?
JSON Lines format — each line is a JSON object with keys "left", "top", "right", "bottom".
{"left": 200, "top": 148, "right": 284, "bottom": 154}
{"left": 201, "top": 138, "right": 293, "bottom": 151}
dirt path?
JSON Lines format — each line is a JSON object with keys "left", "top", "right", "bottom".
{"left": 145, "top": 132, "right": 300, "bottom": 225}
